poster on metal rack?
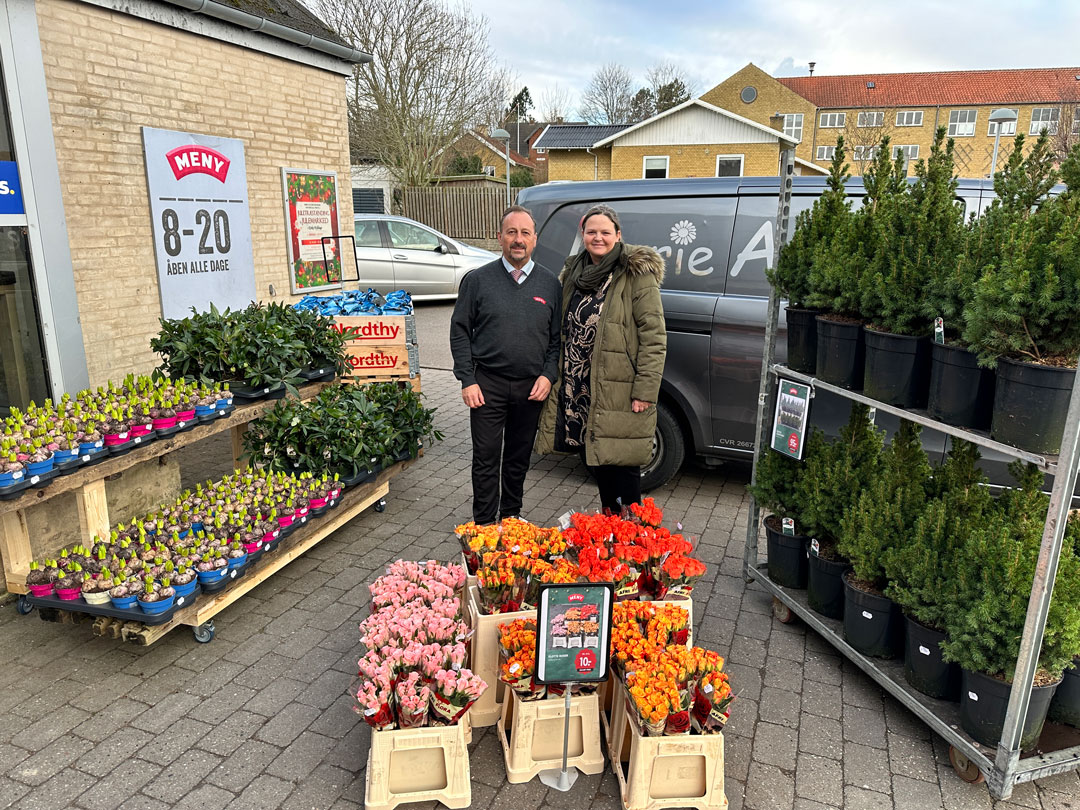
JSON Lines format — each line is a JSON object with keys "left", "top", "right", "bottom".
{"left": 535, "top": 583, "right": 613, "bottom": 684}
{"left": 282, "top": 168, "right": 342, "bottom": 294}
{"left": 771, "top": 378, "right": 811, "bottom": 460}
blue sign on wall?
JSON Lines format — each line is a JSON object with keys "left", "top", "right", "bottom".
{"left": 0, "top": 161, "right": 24, "bottom": 216}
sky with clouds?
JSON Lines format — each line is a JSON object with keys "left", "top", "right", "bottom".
{"left": 467, "top": 0, "right": 1079, "bottom": 117}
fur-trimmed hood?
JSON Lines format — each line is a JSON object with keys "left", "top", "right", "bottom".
{"left": 559, "top": 243, "right": 666, "bottom": 285}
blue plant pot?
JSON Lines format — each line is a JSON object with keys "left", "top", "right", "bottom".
{"left": 195, "top": 405, "right": 215, "bottom": 417}
{"left": 178, "top": 528, "right": 189, "bottom": 539}
{"left": 138, "top": 594, "right": 176, "bottom": 615}
{"left": 191, "top": 522, "right": 204, "bottom": 534}
{"left": 173, "top": 579, "right": 197, "bottom": 598}
{"left": 110, "top": 594, "right": 138, "bottom": 609}
{"left": 80, "top": 441, "right": 104, "bottom": 454}
{"left": 25, "top": 457, "right": 55, "bottom": 476}
{"left": 197, "top": 568, "right": 228, "bottom": 584}
{"left": 216, "top": 398, "right": 232, "bottom": 410}
{"left": 0, "top": 470, "right": 24, "bottom": 487}
{"left": 227, "top": 554, "right": 248, "bottom": 570}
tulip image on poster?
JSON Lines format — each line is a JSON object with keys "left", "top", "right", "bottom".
{"left": 283, "top": 169, "right": 342, "bottom": 293}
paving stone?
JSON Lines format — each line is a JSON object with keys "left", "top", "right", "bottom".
{"left": 798, "top": 715, "right": 843, "bottom": 760}
{"left": 17, "top": 768, "right": 96, "bottom": 810}
{"left": 843, "top": 705, "right": 888, "bottom": 749}
{"left": 0, "top": 774, "right": 30, "bottom": 809}
{"left": 887, "top": 731, "right": 938, "bottom": 783}
{"left": 132, "top": 718, "right": 213, "bottom": 767}
{"left": 759, "top": 686, "right": 801, "bottom": 729}
{"left": 892, "top": 774, "right": 943, "bottom": 810}
{"left": 232, "top": 774, "right": 299, "bottom": 810}
{"left": 75, "top": 728, "right": 154, "bottom": 778}
{"left": 265, "top": 731, "right": 335, "bottom": 782}
{"left": 206, "top": 739, "right": 280, "bottom": 793}
{"left": 844, "top": 741, "right": 892, "bottom": 788}
{"left": 142, "top": 749, "right": 221, "bottom": 803}
{"left": 764, "top": 655, "right": 805, "bottom": 692}
{"left": 795, "top": 754, "right": 843, "bottom": 806}
{"left": 843, "top": 786, "right": 894, "bottom": 810}
{"left": 243, "top": 676, "right": 307, "bottom": 717}
{"left": 72, "top": 697, "right": 147, "bottom": 741}
{"left": 802, "top": 678, "right": 844, "bottom": 720}
{"left": 130, "top": 693, "right": 200, "bottom": 735}
{"left": 199, "top": 710, "right": 266, "bottom": 756}
{"left": 75, "top": 758, "right": 161, "bottom": 810}
{"left": 172, "top": 784, "right": 234, "bottom": 810}
{"left": 294, "top": 669, "right": 351, "bottom": 711}
{"left": 753, "top": 721, "right": 798, "bottom": 768}
{"left": 254, "top": 703, "right": 321, "bottom": 747}
{"left": 279, "top": 763, "right": 351, "bottom": 810}
{"left": 744, "top": 761, "right": 795, "bottom": 810}
{"left": 11, "top": 734, "right": 95, "bottom": 786}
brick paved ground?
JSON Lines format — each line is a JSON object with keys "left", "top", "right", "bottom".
{"left": 0, "top": 368, "right": 1076, "bottom": 810}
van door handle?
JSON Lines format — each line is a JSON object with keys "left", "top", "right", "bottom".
{"left": 393, "top": 254, "right": 408, "bottom": 260}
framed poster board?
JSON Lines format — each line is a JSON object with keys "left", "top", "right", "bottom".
{"left": 282, "top": 168, "right": 342, "bottom": 293}
{"left": 771, "top": 378, "right": 811, "bottom": 460}
{"left": 535, "top": 583, "right": 613, "bottom": 684}
{"left": 142, "top": 127, "right": 256, "bottom": 319}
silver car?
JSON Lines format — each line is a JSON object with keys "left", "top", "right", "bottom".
{"left": 352, "top": 214, "right": 497, "bottom": 300}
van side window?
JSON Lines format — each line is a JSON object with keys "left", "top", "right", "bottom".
{"left": 726, "top": 196, "right": 811, "bottom": 297}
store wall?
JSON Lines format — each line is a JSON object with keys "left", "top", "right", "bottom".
{"left": 36, "top": 0, "right": 354, "bottom": 385}
{"left": 610, "top": 142, "right": 780, "bottom": 178}
{"left": 546, "top": 148, "right": 612, "bottom": 181}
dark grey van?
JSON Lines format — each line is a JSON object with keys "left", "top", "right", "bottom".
{"left": 517, "top": 176, "right": 1001, "bottom": 490}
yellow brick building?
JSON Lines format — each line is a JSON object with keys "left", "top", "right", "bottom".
{"left": 1, "top": 0, "right": 365, "bottom": 400}
{"left": 703, "top": 64, "right": 1080, "bottom": 177}
{"left": 536, "top": 100, "right": 816, "bottom": 182}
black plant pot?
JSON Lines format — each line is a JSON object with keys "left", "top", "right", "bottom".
{"left": 1048, "top": 658, "right": 1080, "bottom": 728}
{"left": 807, "top": 545, "right": 847, "bottom": 620}
{"left": 959, "top": 669, "right": 1059, "bottom": 751}
{"left": 991, "top": 357, "right": 1076, "bottom": 454}
{"left": 764, "top": 515, "right": 809, "bottom": 589}
{"left": 863, "top": 328, "right": 931, "bottom": 408}
{"left": 903, "top": 616, "right": 960, "bottom": 701}
{"left": 926, "top": 342, "right": 995, "bottom": 430}
{"left": 842, "top": 574, "right": 904, "bottom": 659}
{"left": 815, "top": 317, "right": 865, "bottom": 390}
{"left": 785, "top": 307, "right": 819, "bottom": 374}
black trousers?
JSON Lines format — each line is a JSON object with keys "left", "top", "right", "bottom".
{"left": 470, "top": 368, "right": 543, "bottom": 524}
{"left": 582, "top": 453, "right": 642, "bottom": 514}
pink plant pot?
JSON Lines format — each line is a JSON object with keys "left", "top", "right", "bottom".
{"left": 152, "top": 416, "right": 178, "bottom": 430}
{"left": 130, "top": 424, "right": 152, "bottom": 438}
{"left": 297, "top": 505, "right": 310, "bottom": 517}
{"left": 55, "top": 586, "right": 82, "bottom": 601}
{"left": 261, "top": 528, "right": 280, "bottom": 544}
{"left": 176, "top": 410, "right": 196, "bottom": 427}
{"left": 104, "top": 432, "right": 130, "bottom": 447}
{"left": 243, "top": 539, "right": 263, "bottom": 554}
{"left": 309, "top": 497, "right": 327, "bottom": 509}
{"left": 278, "top": 514, "right": 295, "bottom": 528}
{"left": 27, "top": 583, "right": 54, "bottom": 597}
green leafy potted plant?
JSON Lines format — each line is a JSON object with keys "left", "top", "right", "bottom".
{"left": 962, "top": 137, "right": 1080, "bottom": 453}
{"left": 796, "top": 403, "right": 883, "bottom": 618}
{"left": 942, "top": 461, "right": 1080, "bottom": 749}
{"left": 748, "top": 445, "right": 809, "bottom": 588}
{"left": 838, "top": 419, "right": 930, "bottom": 657}
{"left": 771, "top": 145, "right": 851, "bottom": 374}
{"left": 860, "top": 128, "right": 965, "bottom": 407}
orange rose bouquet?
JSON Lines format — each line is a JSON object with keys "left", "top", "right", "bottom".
{"left": 629, "top": 496, "right": 663, "bottom": 528}
{"left": 691, "top": 669, "right": 734, "bottom": 733}
{"left": 497, "top": 618, "right": 545, "bottom": 700}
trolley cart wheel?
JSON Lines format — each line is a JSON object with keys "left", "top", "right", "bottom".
{"left": 772, "top": 597, "right": 795, "bottom": 624}
{"left": 948, "top": 746, "right": 985, "bottom": 784}
{"left": 15, "top": 595, "right": 33, "bottom": 615}
{"left": 373, "top": 498, "right": 386, "bottom": 513}
{"left": 193, "top": 621, "right": 215, "bottom": 644}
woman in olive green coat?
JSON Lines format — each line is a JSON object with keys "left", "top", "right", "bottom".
{"left": 535, "top": 205, "right": 667, "bottom": 512}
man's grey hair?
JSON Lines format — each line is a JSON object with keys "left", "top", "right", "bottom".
{"left": 499, "top": 204, "right": 536, "bottom": 231}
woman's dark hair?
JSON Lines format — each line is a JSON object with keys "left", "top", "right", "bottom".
{"left": 580, "top": 204, "right": 621, "bottom": 233}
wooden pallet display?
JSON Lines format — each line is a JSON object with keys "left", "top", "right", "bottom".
{"left": 608, "top": 680, "right": 728, "bottom": 810}
{"left": 497, "top": 688, "right": 606, "bottom": 784}
{"left": 364, "top": 721, "right": 471, "bottom": 810}
{"left": 341, "top": 373, "right": 421, "bottom": 393}
{"left": 466, "top": 583, "right": 533, "bottom": 727}
{"left": 0, "top": 381, "right": 336, "bottom": 596}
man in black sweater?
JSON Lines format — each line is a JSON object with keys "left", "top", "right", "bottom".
{"left": 450, "top": 205, "right": 561, "bottom": 525}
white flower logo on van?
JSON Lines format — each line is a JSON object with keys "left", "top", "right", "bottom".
{"left": 670, "top": 220, "right": 697, "bottom": 245}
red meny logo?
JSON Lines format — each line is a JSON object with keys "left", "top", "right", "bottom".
{"left": 166, "top": 145, "right": 231, "bottom": 182}
{"left": 567, "top": 593, "right": 585, "bottom": 602}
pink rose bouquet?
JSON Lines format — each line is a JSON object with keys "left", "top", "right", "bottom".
{"left": 430, "top": 668, "right": 487, "bottom": 724}
{"left": 395, "top": 671, "right": 430, "bottom": 729}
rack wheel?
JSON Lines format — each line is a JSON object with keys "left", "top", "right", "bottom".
{"left": 192, "top": 621, "right": 215, "bottom": 644}
{"left": 772, "top": 597, "right": 794, "bottom": 624}
{"left": 948, "top": 746, "right": 985, "bottom": 784}
{"left": 15, "top": 595, "right": 33, "bottom": 615}
{"left": 373, "top": 498, "right": 386, "bottom": 513}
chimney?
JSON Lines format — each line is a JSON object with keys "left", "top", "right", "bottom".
{"left": 769, "top": 113, "right": 785, "bottom": 132}
{"left": 809, "top": 61, "right": 816, "bottom": 76}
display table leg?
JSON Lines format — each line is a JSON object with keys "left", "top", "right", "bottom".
{"left": 0, "top": 509, "right": 32, "bottom": 593}
{"left": 75, "top": 478, "right": 110, "bottom": 545}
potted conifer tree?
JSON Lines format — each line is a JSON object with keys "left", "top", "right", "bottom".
{"left": 962, "top": 138, "right": 1080, "bottom": 453}
{"left": 838, "top": 420, "right": 930, "bottom": 658}
{"left": 861, "top": 128, "right": 965, "bottom": 407}
{"left": 749, "top": 445, "right": 809, "bottom": 588}
{"left": 770, "top": 145, "right": 851, "bottom": 373}
{"left": 796, "top": 403, "right": 883, "bottom": 619}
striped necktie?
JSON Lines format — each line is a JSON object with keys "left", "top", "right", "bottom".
{"left": 510, "top": 267, "right": 523, "bottom": 283}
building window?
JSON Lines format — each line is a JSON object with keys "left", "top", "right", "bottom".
{"left": 947, "top": 109, "right": 977, "bottom": 137}
{"left": 740, "top": 86, "right": 758, "bottom": 103}
{"left": 483, "top": 165, "right": 496, "bottom": 176}
{"left": 857, "top": 111, "right": 884, "bottom": 128}
{"left": 781, "top": 113, "right": 803, "bottom": 142}
{"left": 643, "top": 156, "right": 669, "bottom": 179}
{"left": 988, "top": 110, "right": 1018, "bottom": 136}
{"left": 819, "top": 112, "right": 846, "bottom": 128}
{"left": 715, "top": 155, "right": 744, "bottom": 177}
{"left": 852, "top": 145, "right": 880, "bottom": 161}
{"left": 1030, "top": 107, "right": 1060, "bottom": 135}
{"left": 535, "top": 148, "right": 546, "bottom": 154}
{"left": 892, "top": 144, "right": 920, "bottom": 161}
{"left": 1072, "top": 115, "right": 1080, "bottom": 137}
{"left": 815, "top": 145, "right": 835, "bottom": 160}
{"left": 896, "top": 110, "right": 924, "bottom": 127}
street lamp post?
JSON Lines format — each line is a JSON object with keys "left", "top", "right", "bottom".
{"left": 491, "top": 127, "right": 512, "bottom": 206}
{"left": 989, "top": 108, "right": 1019, "bottom": 179}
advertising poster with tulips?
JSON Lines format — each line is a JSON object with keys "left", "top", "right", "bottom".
{"left": 282, "top": 168, "right": 342, "bottom": 294}
{"left": 536, "top": 583, "right": 613, "bottom": 684}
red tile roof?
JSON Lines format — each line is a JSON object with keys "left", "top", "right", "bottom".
{"left": 472, "top": 131, "right": 536, "bottom": 168}
{"left": 778, "top": 67, "right": 1080, "bottom": 109}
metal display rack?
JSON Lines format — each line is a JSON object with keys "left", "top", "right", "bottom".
{"left": 741, "top": 148, "right": 1080, "bottom": 799}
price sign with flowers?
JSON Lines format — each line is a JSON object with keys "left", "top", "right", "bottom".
{"left": 535, "top": 583, "right": 613, "bottom": 684}
{"left": 771, "top": 378, "right": 811, "bottom": 460}
{"left": 282, "top": 168, "right": 342, "bottom": 293}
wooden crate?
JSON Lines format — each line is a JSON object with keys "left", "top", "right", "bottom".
{"left": 466, "top": 584, "right": 533, "bottom": 727}
{"left": 608, "top": 681, "right": 727, "bottom": 810}
{"left": 364, "top": 722, "right": 471, "bottom": 810}
{"left": 333, "top": 314, "right": 416, "bottom": 346}
{"left": 497, "top": 688, "right": 606, "bottom": 784}
{"left": 344, "top": 343, "right": 419, "bottom": 377}
{"left": 342, "top": 373, "right": 421, "bottom": 393}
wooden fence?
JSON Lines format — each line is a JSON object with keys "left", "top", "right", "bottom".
{"left": 400, "top": 186, "right": 520, "bottom": 240}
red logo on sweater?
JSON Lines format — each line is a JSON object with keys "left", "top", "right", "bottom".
{"left": 533, "top": 296, "right": 547, "bottom": 305}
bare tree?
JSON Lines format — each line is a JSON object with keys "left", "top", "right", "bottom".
{"left": 1050, "top": 104, "right": 1080, "bottom": 164}
{"left": 317, "top": 0, "right": 509, "bottom": 186}
{"left": 579, "top": 63, "right": 634, "bottom": 125}
{"left": 840, "top": 109, "right": 897, "bottom": 175}
{"left": 538, "top": 84, "right": 574, "bottom": 123}
{"left": 646, "top": 61, "right": 695, "bottom": 110}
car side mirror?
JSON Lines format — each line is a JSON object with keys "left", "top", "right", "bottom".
{"left": 434, "top": 243, "right": 445, "bottom": 254}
